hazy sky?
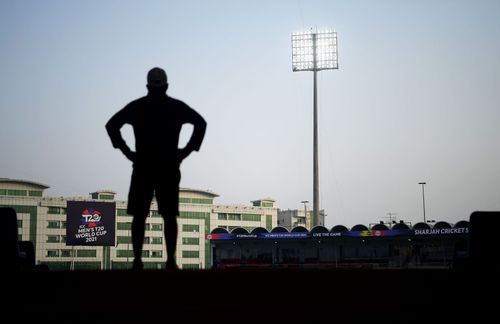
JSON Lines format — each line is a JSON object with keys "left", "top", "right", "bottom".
{"left": 1, "top": 0, "right": 499, "bottom": 228}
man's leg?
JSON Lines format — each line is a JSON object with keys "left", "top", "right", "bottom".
{"left": 127, "top": 167, "right": 154, "bottom": 270}
{"left": 132, "top": 213, "right": 148, "bottom": 269}
{"left": 156, "top": 169, "right": 181, "bottom": 269}
{"left": 164, "top": 215, "right": 178, "bottom": 269}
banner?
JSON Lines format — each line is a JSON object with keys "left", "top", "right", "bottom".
{"left": 66, "top": 201, "right": 116, "bottom": 246}
{"left": 206, "top": 228, "right": 469, "bottom": 241}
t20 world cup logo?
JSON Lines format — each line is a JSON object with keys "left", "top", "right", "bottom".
{"left": 80, "top": 208, "right": 102, "bottom": 228}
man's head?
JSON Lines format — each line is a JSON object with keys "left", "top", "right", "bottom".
{"left": 147, "top": 67, "right": 168, "bottom": 93}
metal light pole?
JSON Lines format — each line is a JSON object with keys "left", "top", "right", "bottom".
{"left": 71, "top": 245, "right": 75, "bottom": 271}
{"left": 312, "top": 32, "right": 319, "bottom": 230}
{"left": 301, "top": 200, "right": 309, "bottom": 228}
{"left": 128, "top": 222, "right": 131, "bottom": 267}
{"left": 292, "top": 29, "right": 338, "bottom": 228}
{"left": 418, "top": 182, "right": 427, "bottom": 223}
{"left": 194, "top": 229, "right": 202, "bottom": 269}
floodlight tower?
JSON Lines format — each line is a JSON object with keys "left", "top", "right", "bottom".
{"left": 292, "top": 29, "right": 338, "bottom": 227}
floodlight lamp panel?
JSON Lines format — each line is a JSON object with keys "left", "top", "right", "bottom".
{"left": 291, "top": 29, "right": 338, "bottom": 71}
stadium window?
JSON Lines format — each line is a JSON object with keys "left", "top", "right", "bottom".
{"left": 28, "top": 190, "right": 42, "bottom": 197}
{"left": 47, "top": 221, "right": 60, "bottom": 229}
{"left": 47, "top": 235, "right": 60, "bottom": 243}
{"left": 76, "top": 250, "right": 97, "bottom": 258}
{"left": 151, "top": 224, "right": 163, "bottom": 231}
{"left": 117, "top": 209, "right": 129, "bottom": 216}
{"left": 151, "top": 237, "right": 163, "bottom": 244}
{"left": 117, "top": 236, "right": 132, "bottom": 244}
{"left": 179, "top": 197, "right": 191, "bottom": 204}
{"left": 182, "top": 224, "right": 200, "bottom": 232}
{"left": 182, "top": 264, "right": 200, "bottom": 270}
{"left": 151, "top": 251, "right": 163, "bottom": 258}
{"left": 242, "top": 214, "right": 261, "bottom": 222}
{"left": 182, "top": 237, "right": 199, "bottom": 245}
{"left": 47, "top": 250, "right": 59, "bottom": 257}
{"left": 48, "top": 207, "right": 60, "bottom": 214}
{"left": 117, "top": 250, "right": 134, "bottom": 258}
{"left": 7, "top": 189, "right": 27, "bottom": 196}
{"left": 117, "top": 222, "right": 132, "bottom": 230}
{"left": 182, "top": 251, "right": 199, "bottom": 258}
{"left": 61, "top": 250, "right": 73, "bottom": 257}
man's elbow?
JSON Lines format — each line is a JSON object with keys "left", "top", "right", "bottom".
{"left": 105, "top": 120, "right": 114, "bottom": 133}
{"left": 199, "top": 116, "right": 207, "bottom": 127}
{"left": 199, "top": 118, "right": 207, "bottom": 132}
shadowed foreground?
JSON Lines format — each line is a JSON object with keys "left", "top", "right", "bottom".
{"left": 4, "top": 268, "right": 494, "bottom": 322}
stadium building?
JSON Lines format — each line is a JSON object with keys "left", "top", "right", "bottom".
{"left": 0, "top": 178, "right": 278, "bottom": 270}
{"left": 277, "top": 208, "right": 325, "bottom": 230}
{"left": 208, "top": 221, "right": 470, "bottom": 269}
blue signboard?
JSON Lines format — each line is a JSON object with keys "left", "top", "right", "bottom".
{"left": 206, "top": 228, "right": 469, "bottom": 241}
{"left": 66, "top": 201, "right": 116, "bottom": 246}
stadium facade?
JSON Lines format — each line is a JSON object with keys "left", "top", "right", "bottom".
{"left": 208, "top": 221, "right": 470, "bottom": 269}
{"left": 0, "top": 178, "right": 278, "bottom": 270}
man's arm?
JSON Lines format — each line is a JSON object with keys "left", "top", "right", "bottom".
{"left": 105, "top": 106, "right": 136, "bottom": 162}
{"left": 178, "top": 107, "right": 207, "bottom": 162}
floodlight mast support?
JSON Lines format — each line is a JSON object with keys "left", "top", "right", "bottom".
{"left": 292, "top": 29, "right": 337, "bottom": 228}
{"left": 312, "top": 33, "right": 320, "bottom": 228}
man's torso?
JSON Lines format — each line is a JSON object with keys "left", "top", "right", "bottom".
{"left": 126, "top": 95, "right": 191, "bottom": 168}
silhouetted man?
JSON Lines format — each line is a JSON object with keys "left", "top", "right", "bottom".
{"left": 106, "top": 67, "right": 206, "bottom": 270}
